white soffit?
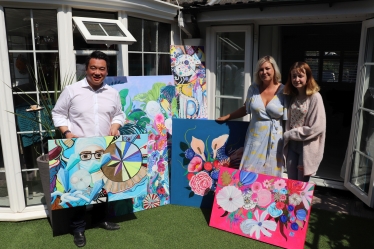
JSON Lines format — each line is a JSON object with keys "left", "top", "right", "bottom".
{"left": 194, "top": 1, "right": 374, "bottom": 23}
{"left": 73, "top": 16, "right": 136, "bottom": 44}
{"left": 0, "top": 0, "right": 181, "bottom": 21}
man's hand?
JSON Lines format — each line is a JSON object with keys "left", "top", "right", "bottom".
{"left": 65, "top": 132, "right": 78, "bottom": 139}
{"left": 109, "top": 123, "right": 121, "bottom": 136}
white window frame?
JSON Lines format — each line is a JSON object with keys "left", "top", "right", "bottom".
{"left": 206, "top": 25, "right": 253, "bottom": 121}
{"left": 128, "top": 17, "right": 172, "bottom": 76}
{"left": 72, "top": 16, "right": 136, "bottom": 45}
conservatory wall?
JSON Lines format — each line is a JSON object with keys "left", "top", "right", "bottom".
{"left": 0, "top": 0, "right": 179, "bottom": 221}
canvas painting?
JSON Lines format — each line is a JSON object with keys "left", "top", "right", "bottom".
{"left": 209, "top": 167, "right": 314, "bottom": 249}
{"left": 105, "top": 75, "right": 177, "bottom": 135}
{"left": 170, "top": 119, "right": 248, "bottom": 208}
{"left": 104, "top": 75, "right": 174, "bottom": 215}
{"left": 48, "top": 135, "right": 150, "bottom": 209}
{"left": 170, "top": 45, "right": 207, "bottom": 119}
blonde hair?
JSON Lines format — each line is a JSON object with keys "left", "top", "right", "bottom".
{"left": 254, "top": 55, "right": 281, "bottom": 85}
{"left": 284, "top": 61, "right": 320, "bottom": 96}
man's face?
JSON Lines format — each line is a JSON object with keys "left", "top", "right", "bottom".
{"left": 86, "top": 58, "right": 108, "bottom": 90}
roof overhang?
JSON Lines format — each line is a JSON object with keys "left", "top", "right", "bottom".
{"left": 0, "top": 0, "right": 182, "bottom": 21}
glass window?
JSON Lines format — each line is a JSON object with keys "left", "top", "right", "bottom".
{"left": 73, "top": 17, "right": 136, "bottom": 45}
{"left": 128, "top": 17, "right": 171, "bottom": 76}
{"left": 5, "top": 8, "right": 59, "bottom": 207}
{"left": 304, "top": 50, "right": 358, "bottom": 83}
{"left": 215, "top": 31, "right": 246, "bottom": 118}
{"left": 72, "top": 9, "right": 118, "bottom": 76}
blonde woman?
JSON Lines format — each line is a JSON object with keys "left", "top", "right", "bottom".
{"left": 217, "top": 55, "right": 288, "bottom": 177}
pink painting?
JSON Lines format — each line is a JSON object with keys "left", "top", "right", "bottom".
{"left": 209, "top": 167, "right": 314, "bottom": 249}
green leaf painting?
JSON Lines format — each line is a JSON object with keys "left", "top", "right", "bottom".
{"left": 133, "top": 82, "right": 166, "bottom": 103}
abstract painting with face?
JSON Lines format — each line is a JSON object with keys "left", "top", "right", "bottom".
{"left": 48, "top": 135, "right": 149, "bottom": 210}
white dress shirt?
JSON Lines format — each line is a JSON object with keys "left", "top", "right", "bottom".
{"left": 52, "top": 78, "right": 125, "bottom": 137}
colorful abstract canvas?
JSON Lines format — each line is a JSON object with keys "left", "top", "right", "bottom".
{"left": 105, "top": 75, "right": 177, "bottom": 135}
{"left": 48, "top": 135, "right": 149, "bottom": 210}
{"left": 108, "top": 133, "right": 170, "bottom": 217}
{"left": 209, "top": 167, "right": 314, "bottom": 249}
{"left": 170, "top": 45, "right": 207, "bottom": 119}
{"left": 103, "top": 75, "right": 174, "bottom": 215}
{"left": 170, "top": 119, "right": 248, "bottom": 208}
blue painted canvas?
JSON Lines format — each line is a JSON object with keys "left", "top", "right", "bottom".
{"left": 170, "top": 119, "right": 249, "bottom": 208}
{"left": 48, "top": 135, "right": 148, "bottom": 209}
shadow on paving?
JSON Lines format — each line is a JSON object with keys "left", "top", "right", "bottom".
{"left": 306, "top": 208, "right": 374, "bottom": 249}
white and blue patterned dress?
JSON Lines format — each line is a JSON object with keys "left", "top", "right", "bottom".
{"left": 239, "top": 83, "right": 288, "bottom": 177}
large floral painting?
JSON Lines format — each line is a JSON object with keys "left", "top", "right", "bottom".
{"left": 170, "top": 45, "right": 207, "bottom": 119}
{"left": 104, "top": 76, "right": 174, "bottom": 216}
{"left": 171, "top": 119, "right": 248, "bottom": 208}
{"left": 209, "top": 167, "right": 314, "bottom": 249}
{"left": 48, "top": 135, "right": 149, "bottom": 209}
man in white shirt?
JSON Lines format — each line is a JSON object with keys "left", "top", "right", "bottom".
{"left": 52, "top": 51, "right": 125, "bottom": 247}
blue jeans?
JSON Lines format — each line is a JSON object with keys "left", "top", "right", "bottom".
{"left": 286, "top": 140, "right": 310, "bottom": 182}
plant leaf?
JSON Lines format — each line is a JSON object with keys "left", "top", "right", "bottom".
{"left": 221, "top": 211, "right": 229, "bottom": 217}
{"left": 180, "top": 142, "right": 189, "bottom": 151}
{"left": 279, "top": 221, "right": 288, "bottom": 241}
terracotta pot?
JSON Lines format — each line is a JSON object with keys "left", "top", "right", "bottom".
{"left": 37, "top": 154, "right": 53, "bottom": 225}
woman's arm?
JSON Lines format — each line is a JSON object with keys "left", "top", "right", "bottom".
{"left": 216, "top": 105, "right": 247, "bottom": 121}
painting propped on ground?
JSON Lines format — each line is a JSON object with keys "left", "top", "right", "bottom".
{"left": 171, "top": 119, "right": 248, "bottom": 208}
{"left": 101, "top": 76, "right": 174, "bottom": 216}
{"left": 170, "top": 45, "right": 207, "bottom": 119}
{"left": 48, "top": 135, "right": 149, "bottom": 210}
{"left": 209, "top": 167, "right": 314, "bottom": 249}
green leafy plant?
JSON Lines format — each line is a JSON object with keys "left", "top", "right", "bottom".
{"left": 9, "top": 66, "right": 75, "bottom": 140}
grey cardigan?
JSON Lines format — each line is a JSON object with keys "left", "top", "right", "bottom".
{"left": 283, "top": 92, "right": 326, "bottom": 176}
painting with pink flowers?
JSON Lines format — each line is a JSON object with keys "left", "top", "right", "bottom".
{"left": 209, "top": 167, "right": 314, "bottom": 249}
{"left": 170, "top": 119, "right": 248, "bottom": 208}
{"left": 103, "top": 75, "right": 176, "bottom": 216}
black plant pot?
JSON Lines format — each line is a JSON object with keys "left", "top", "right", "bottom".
{"left": 37, "top": 154, "right": 53, "bottom": 225}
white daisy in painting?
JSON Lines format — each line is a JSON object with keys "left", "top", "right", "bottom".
{"left": 300, "top": 183, "right": 314, "bottom": 210}
{"left": 289, "top": 193, "right": 302, "bottom": 206}
{"left": 240, "top": 210, "right": 277, "bottom": 239}
{"left": 216, "top": 186, "right": 244, "bottom": 212}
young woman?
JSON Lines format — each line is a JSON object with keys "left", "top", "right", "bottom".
{"left": 217, "top": 55, "right": 288, "bottom": 177}
{"left": 283, "top": 62, "right": 326, "bottom": 181}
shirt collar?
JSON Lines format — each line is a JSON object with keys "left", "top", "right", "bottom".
{"left": 82, "top": 77, "right": 108, "bottom": 91}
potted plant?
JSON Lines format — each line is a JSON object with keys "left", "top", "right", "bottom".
{"left": 10, "top": 66, "right": 75, "bottom": 224}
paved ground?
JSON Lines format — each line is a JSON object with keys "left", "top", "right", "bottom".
{"left": 312, "top": 186, "right": 374, "bottom": 219}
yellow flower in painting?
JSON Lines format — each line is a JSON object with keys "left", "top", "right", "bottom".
{"left": 157, "top": 123, "right": 167, "bottom": 136}
{"left": 191, "top": 136, "right": 206, "bottom": 161}
{"left": 177, "top": 83, "right": 193, "bottom": 97}
{"left": 221, "top": 171, "right": 232, "bottom": 186}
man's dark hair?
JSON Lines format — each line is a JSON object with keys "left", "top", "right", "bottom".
{"left": 85, "top": 50, "right": 110, "bottom": 70}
